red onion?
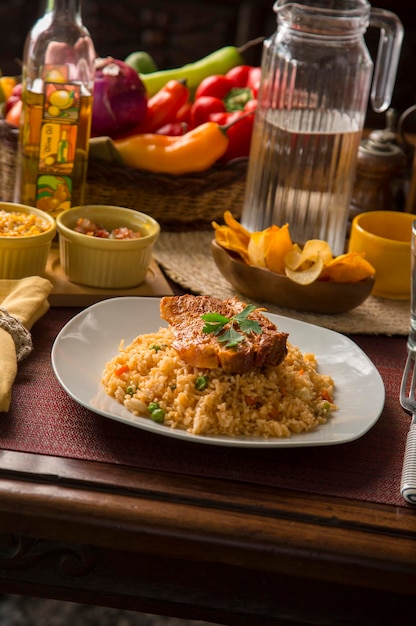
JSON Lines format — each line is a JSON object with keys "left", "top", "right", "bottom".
{"left": 91, "top": 57, "right": 147, "bottom": 139}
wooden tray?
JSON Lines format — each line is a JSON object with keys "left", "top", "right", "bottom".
{"left": 45, "top": 248, "right": 173, "bottom": 307}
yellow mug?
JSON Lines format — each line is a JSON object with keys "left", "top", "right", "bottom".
{"left": 348, "top": 210, "right": 414, "bottom": 300}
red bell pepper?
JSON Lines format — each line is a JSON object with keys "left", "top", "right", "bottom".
{"left": 209, "top": 108, "right": 255, "bottom": 162}
{"left": 225, "top": 65, "right": 252, "bottom": 88}
{"left": 174, "top": 100, "right": 192, "bottom": 125}
{"left": 244, "top": 98, "right": 258, "bottom": 114}
{"left": 226, "top": 65, "right": 261, "bottom": 97}
{"left": 190, "top": 65, "right": 259, "bottom": 128}
{"left": 134, "top": 79, "right": 190, "bottom": 133}
{"left": 155, "top": 122, "right": 188, "bottom": 136}
{"left": 6, "top": 83, "right": 22, "bottom": 113}
{"left": 245, "top": 67, "right": 262, "bottom": 97}
{"left": 194, "top": 74, "right": 236, "bottom": 100}
{"left": 5, "top": 98, "right": 22, "bottom": 127}
{"left": 190, "top": 95, "right": 225, "bottom": 128}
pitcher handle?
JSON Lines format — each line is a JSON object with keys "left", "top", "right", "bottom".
{"left": 369, "top": 8, "right": 403, "bottom": 113}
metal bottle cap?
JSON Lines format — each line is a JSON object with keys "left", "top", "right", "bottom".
{"left": 359, "top": 128, "right": 404, "bottom": 158}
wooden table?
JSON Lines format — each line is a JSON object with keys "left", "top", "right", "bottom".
{"left": 0, "top": 307, "right": 415, "bottom": 626}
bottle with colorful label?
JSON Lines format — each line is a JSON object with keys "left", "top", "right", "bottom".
{"left": 14, "top": 0, "right": 96, "bottom": 217}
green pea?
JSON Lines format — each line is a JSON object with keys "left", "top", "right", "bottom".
{"left": 150, "top": 408, "right": 165, "bottom": 423}
{"left": 148, "top": 401, "right": 160, "bottom": 413}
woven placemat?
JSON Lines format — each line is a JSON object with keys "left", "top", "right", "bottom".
{"left": 154, "top": 230, "right": 410, "bottom": 336}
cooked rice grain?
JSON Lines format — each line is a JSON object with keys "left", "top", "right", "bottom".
{"left": 102, "top": 327, "right": 336, "bottom": 438}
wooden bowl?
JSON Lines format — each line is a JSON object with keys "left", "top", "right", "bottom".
{"left": 211, "top": 240, "right": 375, "bottom": 314}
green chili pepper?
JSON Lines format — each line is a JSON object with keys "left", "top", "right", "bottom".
{"left": 140, "top": 46, "right": 244, "bottom": 97}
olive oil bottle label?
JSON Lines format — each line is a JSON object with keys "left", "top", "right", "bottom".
{"left": 19, "top": 66, "right": 82, "bottom": 215}
{"left": 15, "top": 1, "right": 96, "bottom": 215}
{"left": 31, "top": 75, "right": 81, "bottom": 212}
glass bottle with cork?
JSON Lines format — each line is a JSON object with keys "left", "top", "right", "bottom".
{"left": 14, "top": 0, "right": 96, "bottom": 218}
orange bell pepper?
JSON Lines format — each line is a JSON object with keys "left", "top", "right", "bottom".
{"left": 113, "top": 121, "right": 229, "bottom": 174}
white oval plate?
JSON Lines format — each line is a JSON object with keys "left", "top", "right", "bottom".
{"left": 51, "top": 296, "right": 385, "bottom": 448}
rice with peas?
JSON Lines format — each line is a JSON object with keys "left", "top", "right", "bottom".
{"left": 102, "top": 327, "right": 337, "bottom": 438}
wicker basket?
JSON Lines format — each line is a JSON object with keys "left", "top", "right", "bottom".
{"left": 0, "top": 121, "right": 18, "bottom": 203}
{"left": 0, "top": 119, "right": 247, "bottom": 226}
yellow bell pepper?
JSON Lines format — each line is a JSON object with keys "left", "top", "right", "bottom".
{"left": 0, "top": 75, "right": 17, "bottom": 103}
{"left": 113, "top": 122, "right": 229, "bottom": 175}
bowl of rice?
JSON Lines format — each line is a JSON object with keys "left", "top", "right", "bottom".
{"left": 0, "top": 202, "right": 56, "bottom": 279}
{"left": 56, "top": 204, "right": 160, "bottom": 289}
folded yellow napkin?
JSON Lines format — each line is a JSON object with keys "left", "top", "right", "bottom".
{"left": 0, "top": 276, "right": 53, "bottom": 413}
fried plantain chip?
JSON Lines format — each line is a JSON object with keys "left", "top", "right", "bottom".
{"left": 212, "top": 223, "right": 250, "bottom": 263}
{"left": 223, "top": 211, "right": 251, "bottom": 247}
{"left": 248, "top": 230, "right": 268, "bottom": 267}
{"left": 321, "top": 252, "right": 376, "bottom": 283}
{"left": 247, "top": 225, "right": 280, "bottom": 268}
{"left": 285, "top": 243, "right": 303, "bottom": 271}
{"left": 285, "top": 255, "right": 325, "bottom": 285}
{"left": 299, "top": 239, "right": 333, "bottom": 266}
{"left": 212, "top": 213, "right": 375, "bottom": 286}
{"left": 264, "top": 223, "right": 293, "bottom": 275}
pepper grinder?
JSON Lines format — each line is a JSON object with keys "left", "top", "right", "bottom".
{"left": 349, "top": 110, "right": 406, "bottom": 219}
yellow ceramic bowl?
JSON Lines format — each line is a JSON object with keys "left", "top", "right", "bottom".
{"left": 348, "top": 210, "right": 414, "bottom": 300}
{"left": 0, "top": 202, "right": 56, "bottom": 279}
{"left": 56, "top": 205, "right": 160, "bottom": 289}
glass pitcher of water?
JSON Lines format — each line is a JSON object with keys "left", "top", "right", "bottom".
{"left": 241, "top": 0, "right": 403, "bottom": 256}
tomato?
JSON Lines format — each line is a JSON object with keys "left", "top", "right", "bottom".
{"left": 194, "top": 74, "right": 236, "bottom": 100}
{"left": 190, "top": 96, "right": 225, "bottom": 128}
{"left": 5, "top": 99, "right": 22, "bottom": 127}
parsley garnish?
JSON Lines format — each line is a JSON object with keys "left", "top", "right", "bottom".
{"left": 195, "top": 375, "right": 208, "bottom": 391}
{"left": 149, "top": 343, "right": 167, "bottom": 352}
{"left": 201, "top": 304, "right": 262, "bottom": 348}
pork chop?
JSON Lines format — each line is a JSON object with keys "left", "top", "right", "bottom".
{"left": 160, "top": 295, "right": 288, "bottom": 375}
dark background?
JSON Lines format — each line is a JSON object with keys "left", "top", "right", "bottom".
{"left": 1, "top": 0, "right": 414, "bottom": 128}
